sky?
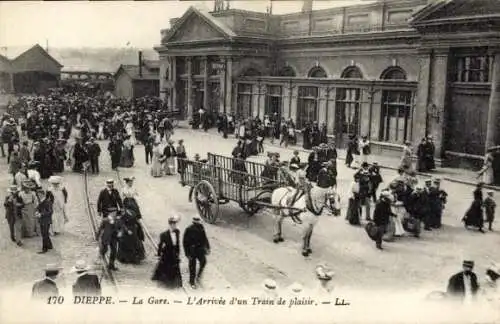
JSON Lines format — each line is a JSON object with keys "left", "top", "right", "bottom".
{"left": 0, "top": 0, "right": 374, "bottom": 49}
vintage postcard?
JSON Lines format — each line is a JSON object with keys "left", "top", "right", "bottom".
{"left": 0, "top": 0, "right": 499, "bottom": 323}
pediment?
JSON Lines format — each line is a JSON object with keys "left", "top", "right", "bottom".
{"left": 170, "top": 14, "right": 226, "bottom": 42}
{"left": 411, "top": 0, "right": 500, "bottom": 26}
{"left": 162, "top": 7, "right": 235, "bottom": 44}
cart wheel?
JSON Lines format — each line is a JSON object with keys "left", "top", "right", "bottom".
{"left": 240, "top": 190, "right": 269, "bottom": 216}
{"left": 193, "top": 180, "right": 219, "bottom": 224}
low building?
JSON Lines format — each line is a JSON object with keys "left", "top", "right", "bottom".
{"left": 155, "top": 0, "right": 500, "bottom": 169}
{"left": 8, "top": 44, "right": 63, "bottom": 94}
{"left": 114, "top": 52, "right": 160, "bottom": 98}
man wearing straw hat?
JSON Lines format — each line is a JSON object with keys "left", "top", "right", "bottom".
{"left": 4, "top": 185, "right": 24, "bottom": 246}
{"left": 71, "top": 259, "right": 102, "bottom": 296}
{"left": 183, "top": 216, "right": 210, "bottom": 289}
{"left": 32, "top": 264, "right": 62, "bottom": 300}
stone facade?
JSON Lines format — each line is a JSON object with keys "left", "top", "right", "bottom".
{"left": 155, "top": 0, "right": 500, "bottom": 169}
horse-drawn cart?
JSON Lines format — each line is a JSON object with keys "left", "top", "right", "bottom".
{"left": 180, "top": 153, "right": 291, "bottom": 224}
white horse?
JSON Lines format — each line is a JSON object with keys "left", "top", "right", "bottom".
{"left": 271, "top": 185, "right": 341, "bottom": 257}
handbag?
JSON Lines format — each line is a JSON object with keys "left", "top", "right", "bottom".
{"left": 364, "top": 221, "right": 378, "bottom": 241}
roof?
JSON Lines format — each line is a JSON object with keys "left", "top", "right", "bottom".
{"left": 162, "top": 6, "right": 236, "bottom": 43}
{"left": 143, "top": 60, "right": 160, "bottom": 70}
{"left": 115, "top": 64, "right": 159, "bottom": 81}
{"left": 12, "top": 44, "right": 63, "bottom": 68}
{"left": 411, "top": 0, "right": 500, "bottom": 25}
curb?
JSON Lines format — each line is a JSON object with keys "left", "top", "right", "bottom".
{"left": 177, "top": 122, "right": 500, "bottom": 192}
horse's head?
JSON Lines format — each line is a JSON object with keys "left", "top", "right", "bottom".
{"left": 327, "top": 188, "right": 341, "bottom": 217}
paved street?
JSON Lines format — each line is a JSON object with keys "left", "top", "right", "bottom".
{"left": 1, "top": 127, "right": 499, "bottom": 301}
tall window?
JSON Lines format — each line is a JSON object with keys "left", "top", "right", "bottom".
{"left": 177, "top": 58, "right": 186, "bottom": 75}
{"left": 455, "top": 56, "right": 490, "bottom": 82}
{"left": 265, "top": 85, "right": 282, "bottom": 117}
{"left": 191, "top": 58, "right": 202, "bottom": 75}
{"left": 379, "top": 90, "right": 413, "bottom": 143}
{"left": 336, "top": 88, "right": 360, "bottom": 135}
{"left": 297, "top": 86, "right": 318, "bottom": 129}
{"left": 237, "top": 83, "right": 253, "bottom": 119}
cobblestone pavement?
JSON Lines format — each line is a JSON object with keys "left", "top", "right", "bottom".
{"left": 2, "top": 129, "right": 500, "bottom": 300}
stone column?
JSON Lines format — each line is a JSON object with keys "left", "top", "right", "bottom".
{"left": 485, "top": 50, "right": 500, "bottom": 183}
{"left": 359, "top": 88, "right": 371, "bottom": 137}
{"left": 186, "top": 57, "right": 193, "bottom": 118}
{"left": 317, "top": 87, "right": 327, "bottom": 126}
{"left": 171, "top": 57, "right": 177, "bottom": 111}
{"left": 412, "top": 49, "right": 432, "bottom": 147}
{"left": 326, "top": 87, "right": 336, "bottom": 136}
{"left": 428, "top": 48, "right": 450, "bottom": 162}
{"left": 203, "top": 56, "right": 209, "bottom": 111}
{"left": 225, "top": 57, "right": 233, "bottom": 114}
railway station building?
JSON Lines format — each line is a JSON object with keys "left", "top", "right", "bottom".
{"left": 155, "top": 0, "right": 500, "bottom": 168}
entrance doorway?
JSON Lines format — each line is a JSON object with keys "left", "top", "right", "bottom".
{"left": 335, "top": 88, "right": 361, "bottom": 147}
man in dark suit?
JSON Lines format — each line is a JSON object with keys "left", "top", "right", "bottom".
{"left": 373, "top": 191, "right": 394, "bottom": 250}
{"left": 144, "top": 132, "right": 154, "bottom": 164}
{"left": 32, "top": 264, "right": 61, "bottom": 300}
{"left": 183, "top": 216, "right": 210, "bottom": 289}
{"left": 71, "top": 260, "right": 102, "bottom": 296}
{"left": 447, "top": 260, "right": 479, "bottom": 301}
{"left": 152, "top": 216, "right": 183, "bottom": 289}
{"left": 97, "top": 179, "right": 123, "bottom": 218}
{"left": 87, "top": 138, "right": 101, "bottom": 174}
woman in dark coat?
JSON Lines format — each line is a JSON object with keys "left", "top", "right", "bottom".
{"left": 463, "top": 182, "right": 485, "bottom": 233}
{"left": 116, "top": 200, "right": 145, "bottom": 264}
{"left": 306, "top": 148, "right": 321, "bottom": 182}
{"left": 303, "top": 123, "right": 312, "bottom": 150}
{"left": 345, "top": 136, "right": 358, "bottom": 168}
{"left": 152, "top": 216, "right": 183, "bottom": 289}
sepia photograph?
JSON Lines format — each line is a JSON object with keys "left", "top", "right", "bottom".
{"left": 0, "top": 0, "right": 499, "bottom": 323}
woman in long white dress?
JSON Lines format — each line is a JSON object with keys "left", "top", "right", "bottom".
{"left": 151, "top": 142, "right": 163, "bottom": 178}
{"left": 47, "top": 176, "right": 68, "bottom": 235}
{"left": 125, "top": 120, "right": 136, "bottom": 145}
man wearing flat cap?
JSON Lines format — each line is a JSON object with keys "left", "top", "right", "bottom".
{"left": 32, "top": 264, "right": 61, "bottom": 300}
{"left": 447, "top": 260, "right": 479, "bottom": 302}
{"left": 183, "top": 216, "right": 211, "bottom": 289}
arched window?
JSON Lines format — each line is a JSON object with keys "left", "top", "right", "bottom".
{"left": 379, "top": 66, "right": 412, "bottom": 144}
{"left": 278, "top": 66, "right": 296, "bottom": 77}
{"left": 380, "top": 66, "right": 407, "bottom": 80}
{"left": 341, "top": 66, "right": 363, "bottom": 79}
{"left": 241, "top": 67, "right": 261, "bottom": 77}
{"left": 308, "top": 66, "right": 327, "bottom": 78}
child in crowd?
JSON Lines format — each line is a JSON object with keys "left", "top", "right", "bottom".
{"left": 484, "top": 191, "right": 496, "bottom": 231}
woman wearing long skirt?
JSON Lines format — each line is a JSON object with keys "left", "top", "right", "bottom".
{"left": 176, "top": 139, "right": 187, "bottom": 175}
{"left": 119, "top": 136, "right": 134, "bottom": 168}
{"left": 152, "top": 216, "right": 182, "bottom": 289}
{"left": 47, "top": 176, "right": 68, "bottom": 235}
{"left": 151, "top": 142, "right": 163, "bottom": 177}
{"left": 121, "top": 177, "right": 141, "bottom": 219}
{"left": 463, "top": 182, "right": 486, "bottom": 233}
{"left": 116, "top": 199, "right": 145, "bottom": 264}
{"left": 346, "top": 177, "right": 361, "bottom": 225}
{"left": 19, "top": 181, "right": 38, "bottom": 237}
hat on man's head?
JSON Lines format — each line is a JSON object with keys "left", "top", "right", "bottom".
{"left": 425, "top": 179, "right": 432, "bottom": 184}
{"left": 463, "top": 260, "right": 474, "bottom": 269}
{"left": 48, "top": 176, "right": 62, "bottom": 185}
{"left": 123, "top": 177, "right": 135, "bottom": 182}
{"left": 168, "top": 215, "right": 180, "bottom": 224}
{"left": 316, "top": 264, "right": 334, "bottom": 281}
{"left": 7, "top": 185, "right": 18, "bottom": 193}
{"left": 263, "top": 279, "right": 277, "bottom": 290}
{"left": 106, "top": 179, "right": 114, "bottom": 184}
{"left": 21, "top": 180, "right": 36, "bottom": 189}
{"left": 192, "top": 216, "right": 201, "bottom": 223}
{"left": 433, "top": 178, "right": 441, "bottom": 183}
{"left": 289, "top": 282, "right": 303, "bottom": 293}
{"left": 71, "top": 260, "right": 90, "bottom": 273}
{"left": 45, "top": 263, "right": 62, "bottom": 276}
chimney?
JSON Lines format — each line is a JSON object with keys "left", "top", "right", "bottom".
{"left": 138, "top": 51, "right": 143, "bottom": 78}
{"left": 302, "top": 0, "right": 313, "bottom": 13}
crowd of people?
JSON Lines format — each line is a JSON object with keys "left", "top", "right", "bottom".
{"left": 0, "top": 89, "right": 497, "bottom": 305}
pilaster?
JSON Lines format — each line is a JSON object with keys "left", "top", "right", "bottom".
{"left": 317, "top": 87, "right": 327, "bottom": 126}
{"left": 428, "top": 48, "right": 450, "bottom": 158}
{"left": 359, "top": 88, "right": 371, "bottom": 137}
{"left": 225, "top": 57, "right": 233, "bottom": 114}
{"left": 203, "top": 56, "right": 209, "bottom": 111}
{"left": 290, "top": 87, "right": 298, "bottom": 123}
{"left": 171, "top": 57, "right": 177, "bottom": 110}
{"left": 326, "top": 87, "right": 336, "bottom": 136}
{"left": 413, "top": 49, "right": 432, "bottom": 147}
{"left": 187, "top": 57, "right": 193, "bottom": 118}
{"left": 485, "top": 50, "right": 500, "bottom": 183}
